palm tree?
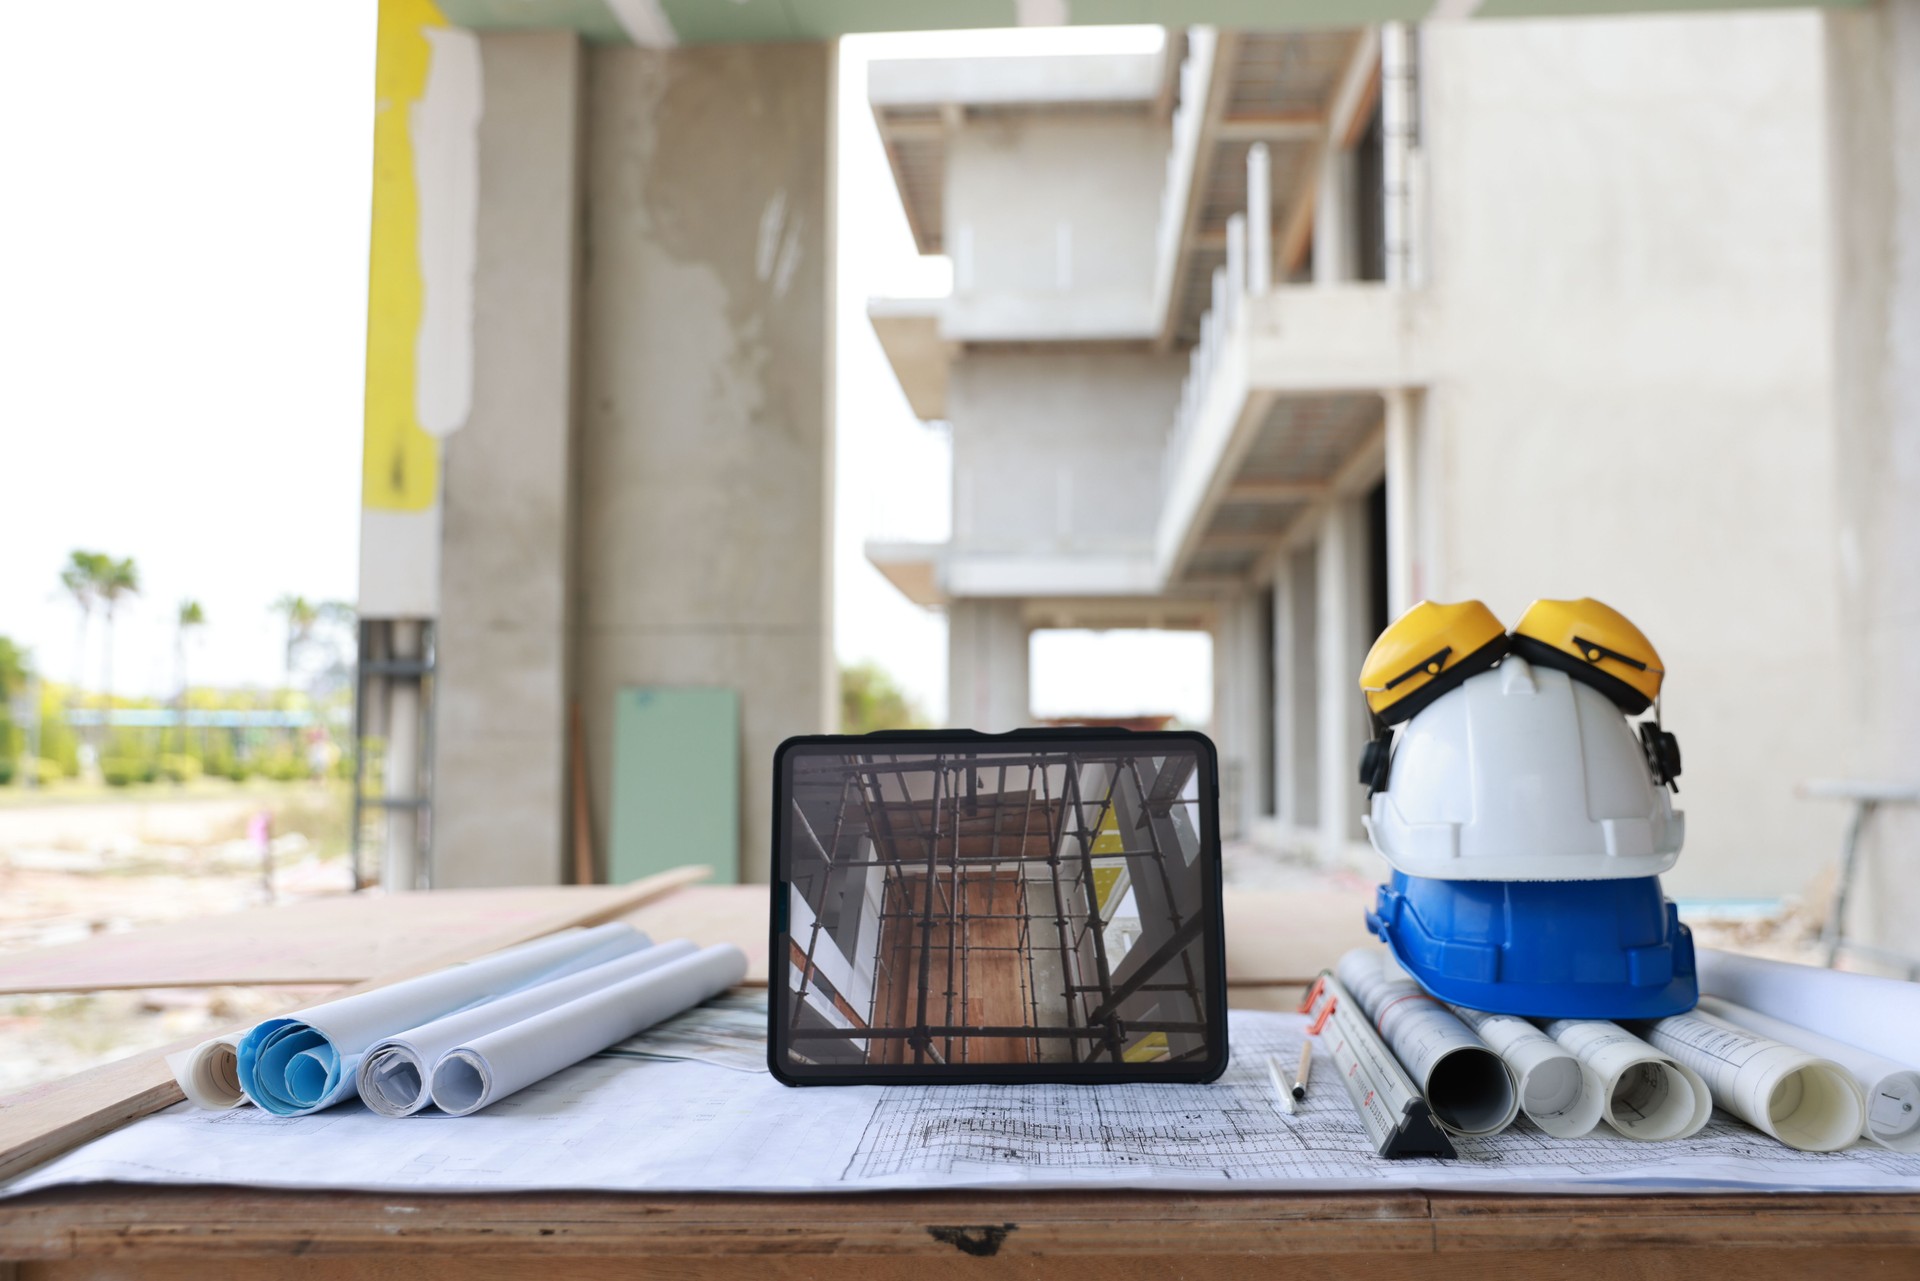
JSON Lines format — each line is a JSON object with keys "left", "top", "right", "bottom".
{"left": 59, "top": 551, "right": 106, "bottom": 696}
{"left": 94, "top": 557, "right": 140, "bottom": 725}
{"left": 59, "top": 551, "right": 111, "bottom": 762}
{"left": 174, "top": 600, "right": 207, "bottom": 753}
{"left": 273, "top": 595, "right": 320, "bottom": 694}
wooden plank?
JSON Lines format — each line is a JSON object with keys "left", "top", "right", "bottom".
{"left": 1429, "top": 1191, "right": 1920, "bottom": 1251}
{"left": 0, "top": 885, "right": 699, "bottom": 994}
{"left": 0, "top": 869, "right": 707, "bottom": 1185}
{"left": 1222, "top": 889, "right": 1373, "bottom": 986}
{"left": 3, "top": 1186, "right": 1918, "bottom": 1274}
{"left": 18, "top": 1246, "right": 1920, "bottom": 1280}
{"left": 871, "top": 872, "right": 1029, "bottom": 1065}
{"left": 609, "top": 687, "right": 741, "bottom": 887}
{"left": 618, "top": 884, "right": 768, "bottom": 984}
{"left": 0, "top": 1187, "right": 1433, "bottom": 1261}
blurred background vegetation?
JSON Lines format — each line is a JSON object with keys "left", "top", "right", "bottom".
{"left": 0, "top": 550, "right": 356, "bottom": 799}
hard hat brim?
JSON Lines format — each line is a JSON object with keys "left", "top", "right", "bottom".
{"left": 1364, "top": 872, "right": 1698, "bottom": 1020}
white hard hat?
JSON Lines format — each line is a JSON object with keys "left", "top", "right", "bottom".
{"left": 1363, "top": 657, "right": 1683, "bottom": 881}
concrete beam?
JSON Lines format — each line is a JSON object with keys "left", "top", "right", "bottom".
{"left": 1155, "top": 30, "right": 1241, "bottom": 353}
{"left": 1216, "top": 113, "right": 1325, "bottom": 143}
{"left": 1226, "top": 479, "right": 1331, "bottom": 503}
{"left": 1200, "top": 530, "right": 1284, "bottom": 551}
{"left": 868, "top": 297, "right": 950, "bottom": 420}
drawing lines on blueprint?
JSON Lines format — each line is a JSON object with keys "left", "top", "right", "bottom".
{"left": 845, "top": 1015, "right": 1386, "bottom": 1181}
{"left": 843, "top": 1011, "right": 1920, "bottom": 1186}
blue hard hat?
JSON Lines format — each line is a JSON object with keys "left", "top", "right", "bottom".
{"left": 1365, "top": 871, "right": 1698, "bottom": 1020}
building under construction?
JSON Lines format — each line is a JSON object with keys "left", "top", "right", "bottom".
{"left": 783, "top": 746, "right": 1213, "bottom": 1069}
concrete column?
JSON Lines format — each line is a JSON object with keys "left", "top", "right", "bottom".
{"left": 1825, "top": 0, "right": 1920, "bottom": 961}
{"left": 434, "top": 31, "right": 583, "bottom": 888}
{"left": 382, "top": 620, "right": 424, "bottom": 890}
{"left": 1224, "top": 214, "right": 1246, "bottom": 328}
{"left": 1270, "top": 565, "right": 1294, "bottom": 825}
{"left": 1383, "top": 389, "right": 1417, "bottom": 619}
{"left": 1380, "top": 22, "right": 1418, "bottom": 288}
{"left": 1315, "top": 501, "right": 1369, "bottom": 863}
{"left": 947, "top": 599, "right": 1030, "bottom": 732}
{"left": 1283, "top": 544, "right": 1319, "bottom": 832}
{"left": 1313, "top": 145, "right": 1353, "bottom": 286}
{"left": 1247, "top": 143, "right": 1272, "bottom": 296}
{"left": 578, "top": 43, "right": 836, "bottom": 886}
{"left": 1209, "top": 592, "right": 1263, "bottom": 840}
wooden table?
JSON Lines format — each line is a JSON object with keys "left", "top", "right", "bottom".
{"left": 3, "top": 879, "right": 1917, "bottom": 1279}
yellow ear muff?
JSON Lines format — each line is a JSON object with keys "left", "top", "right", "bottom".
{"left": 1510, "top": 598, "right": 1664, "bottom": 714}
{"left": 1359, "top": 600, "right": 1510, "bottom": 726}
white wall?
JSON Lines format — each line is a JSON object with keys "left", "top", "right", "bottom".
{"left": 1824, "top": 0, "right": 1920, "bottom": 963}
{"left": 1418, "top": 11, "right": 1845, "bottom": 899}
{"left": 947, "top": 112, "right": 1167, "bottom": 333}
{"left": 949, "top": 350, "right": 1183, "bottom": 557}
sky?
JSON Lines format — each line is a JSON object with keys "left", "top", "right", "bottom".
{"left": 0, "top": 1, "right": 374, "bottom": 698}
{"left": 0, "top": 5, "right": 1209, "bottom": 725}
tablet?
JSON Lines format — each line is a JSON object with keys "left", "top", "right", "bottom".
{"left": 769, "top": 729, "right": 1228, "bottom": 1085}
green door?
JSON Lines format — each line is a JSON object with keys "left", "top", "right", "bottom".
{"left": 609, "top": 686, "right": 740, "bottom": 885}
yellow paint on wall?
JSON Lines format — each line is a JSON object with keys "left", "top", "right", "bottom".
{"left": 362, "top": 0, "right": 446, "bottom": 513}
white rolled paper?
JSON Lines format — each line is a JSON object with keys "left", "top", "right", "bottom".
{"left": 1637, "top": 1011, "right": 1864, "bottom": 1152}
{"left": 1544, "top": 1019, "right": 1712, "bottom": 1142}
{"left": 1697, "top": 948, "right": 1920, "bottom": 1067}
{"left": 1450, "top": 1006, "right": 1603, "bottom": 1138}
{"left": 358, "top": 938, "right": 700, "bottom": 1116}
{"left": 432, "top": 943, "right": 750, "bottom": 1116}
{"left": 167, "top": 1032, "right": 247, "bottom": 1110}
{"left": 238, "top": 922, "right": 651, "bottom": 1115}
{"left": 1698, "top": 995, "right": 1920, "bottom": 1152}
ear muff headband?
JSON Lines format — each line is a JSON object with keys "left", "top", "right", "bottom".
{"left": 1509, "top": 634, "right": 1653, "bottom": 715}
{"left": 1373, "top": 632, "right": 1510, "bottom": 726}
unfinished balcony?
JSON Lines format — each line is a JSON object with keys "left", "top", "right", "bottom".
{"left": 1159, "top": 283, "right": 1425, "bottom": 586}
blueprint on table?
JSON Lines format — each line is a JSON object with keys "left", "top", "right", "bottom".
{"left": 11, "top": 1000, "right": 1920, "bottom": 1198}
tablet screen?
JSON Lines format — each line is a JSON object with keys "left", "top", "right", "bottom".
{"left": 770, "top": 732, "right": 1226, "bottom": 1085}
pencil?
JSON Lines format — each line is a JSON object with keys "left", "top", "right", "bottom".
{"left": 1267, "top": 1054, "right": 1297, "bottom": 1115}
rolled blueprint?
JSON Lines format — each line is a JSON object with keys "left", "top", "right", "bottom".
{"left": 1698, "top": 995, "right": 1920, "bottom": 1152}
{"left": 432, "top": 943, "right": 750, "bottom": 1116}
{"left": 1334, "top": 949, "right": 1519, "bottom": 1137}
{"left": 358, "top": 939, "right": 700, "bottom": 1116}
{"left": 239, "top": 923, "right": 650, "bottom": 1116}
{"left": 167, "top": 1032, "right": 247, "bottom": 1110}
{"left": 1698, "top": 948, "right": 1920, "bottom": 1067}
{"left": 1635, "top": 1010, "right": 1865, "bottom": 1152}
{"left": 1544, "top": 1020, "right": 1711, "bottom": 1142}
{"left": 1450, "top": 1006, "right": 1603, "bottom": 1139}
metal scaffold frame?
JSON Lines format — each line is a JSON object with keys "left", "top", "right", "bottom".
{"left": 786, "top": 750, "right": 1209, "bottom": 1068}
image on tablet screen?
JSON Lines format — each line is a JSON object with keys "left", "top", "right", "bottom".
{"left": 780, "top": 743, "right": 1213, "bottom": 1072}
